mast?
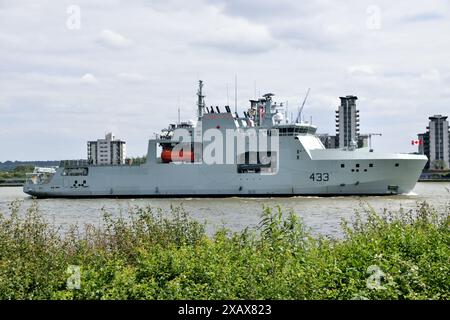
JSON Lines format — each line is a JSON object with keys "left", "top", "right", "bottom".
{"left": 262, "top": 93, "right": 274, "bottom": 127}
{"left": 234, "top": 74, "right": 238, "bottom": 114}
{"left": 197, "top": 80, "right": 205, "bottom": 120}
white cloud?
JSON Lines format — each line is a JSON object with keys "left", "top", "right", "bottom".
{"left": 191, "top": 9, "right": 277, "bottom": 54}
{"left": 80, "top": 73, "right": 98, "bottom": 85}
{"left": 1, "top": 0, "right": 450, "bottom": 160}
{"left": 97, "top": 29, "right": 133, "bottom": 49}
{"left": 117, "top": 72, "right": 145, "bottom": 82}
{"left": 348, "top": 65, "right": 376, "bottom": 76}
{"left": 420, "top": 69, "right": 440, "bottom": 81}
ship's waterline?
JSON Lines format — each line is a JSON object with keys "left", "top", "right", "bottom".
{"left": 2, "top": 182, "right": 449, "bottom": 237}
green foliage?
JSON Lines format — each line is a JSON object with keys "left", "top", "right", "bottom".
{"left": 0, "top": 201, "right": 448, "bottom": 300}
{"left": 0, "top": 165, "right": 34, "bottom": 180}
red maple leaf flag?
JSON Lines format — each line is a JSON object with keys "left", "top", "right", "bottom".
{"left": 411, "top": 139, "right": 423, "bottom": 145}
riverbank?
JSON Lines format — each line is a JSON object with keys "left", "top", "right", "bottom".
{"left": 0, "top": 165, "right": 29, "bottom": 187}
{"left": 419, "top": 170, "right": 450, "bottom": 182}
{"left": 0, "top": 180, "right": 24, "bottom": 187}
{"left": 0, "top": 201, "right": 448, "bottom": 300}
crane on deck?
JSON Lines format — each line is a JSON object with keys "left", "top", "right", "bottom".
{"left": 367, "top": 133, "right": 382, "bottom": 150}
{"left": 294, "top": 88, "right": 311, "bottom": 124}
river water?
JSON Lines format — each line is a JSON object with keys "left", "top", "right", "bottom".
{"left": 0, "top": 183, "right": 449, "bottom": 237}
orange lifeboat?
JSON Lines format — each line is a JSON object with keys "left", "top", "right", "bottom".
{"left": 161, "top": 149, "right": 194, "bottom": 163}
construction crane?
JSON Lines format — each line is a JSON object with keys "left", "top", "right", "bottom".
{"left": 367, "top": 133, "right": 382, "bottom": 150}
{"left": 294, "top": 88, "right": 310, "bottom": 123}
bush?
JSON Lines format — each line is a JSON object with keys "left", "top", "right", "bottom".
{"left": 0, "top": 201, "right": 448, "bottom": 300}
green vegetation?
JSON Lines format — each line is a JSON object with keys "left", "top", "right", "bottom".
{"left": 125, "top": 156, "right": 147, "bottom": 165}
{"left": 0, "top": 165, "right": 34, "bottom": 180}
{"left": 0, "top": 201, "right": 448, "bottom": 300}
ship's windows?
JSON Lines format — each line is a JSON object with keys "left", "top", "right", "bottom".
{"left": 351, "top": 169, "right": 355, "bottom": 172}
{"left": 341, "top": 164, "right": 345, "bottom": 168}
{"left": 369, "top": 163, "right": 373, "bottom": 167}
{"left": 297, "top": 150, "right": 300, "bottom": 154}
{"left": 356, "top": 164, "right": 360, "bottom": 168}
{"left": 395, "top": 163, "right": 399, "bottom": 167}
{"left": 364, "top": 169, "right": 367, "bottom": 172}
{"left": 296, "top": 155, "right": 300, "bottom": 160}
{"left": 63, "top": 167, "right": 89, "bottom": 176}
{"left": 356, "top": 169, "right": 359, "bottom": 172}
{"left": 83, "top": 180, "right": 86, "bottom": 184}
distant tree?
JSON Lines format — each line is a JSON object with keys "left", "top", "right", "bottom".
{"left": 125, "top": 155, "right": 147, "bottom": 165}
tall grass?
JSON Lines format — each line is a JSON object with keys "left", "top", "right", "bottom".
{"left": 0, "top": 200, "right": 448, "bottom": 300}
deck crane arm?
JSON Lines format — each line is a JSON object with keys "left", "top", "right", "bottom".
{"left": 294, "top": 88, "right": 310, "bottom": 123}
{"left": 367, "top": 133, "right": 382, "bottom": 150}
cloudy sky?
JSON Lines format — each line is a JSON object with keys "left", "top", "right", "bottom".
{"left": 1, "top": 0, "right": 449, "bottom": 161}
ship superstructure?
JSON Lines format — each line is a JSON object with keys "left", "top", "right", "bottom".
{"left": 24, "top": 81, "right": 427, "bottom": 197}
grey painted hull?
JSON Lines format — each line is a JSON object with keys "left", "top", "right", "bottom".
{"left": 24, "top": 151, "right": 427, "bottom": 198}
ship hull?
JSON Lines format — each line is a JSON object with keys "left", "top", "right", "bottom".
{"left": 23, "top": 155, "right": 427, "bottom": 198}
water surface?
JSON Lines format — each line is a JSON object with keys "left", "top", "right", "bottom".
{"left": 1, "top": 183, "right": 449, "bottom": 237}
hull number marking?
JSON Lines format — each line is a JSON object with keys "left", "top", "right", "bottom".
{"left": 309, "top": 173, "right": 329, "bottom": 182}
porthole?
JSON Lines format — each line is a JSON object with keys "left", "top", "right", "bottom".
{"left": 341, "top": 164, "right": 345, "bottom": 168}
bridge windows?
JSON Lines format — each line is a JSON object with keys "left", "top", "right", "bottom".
{"left": 62, "top": 167, "right": 89, "bottom": 176}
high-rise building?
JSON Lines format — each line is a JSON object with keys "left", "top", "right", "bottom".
{"left": 318, "top": 95, "right": 368, "bottom": 149}
{"left": 417, "top": 115, "right": 450, "bottom": 170}
{"left": 336, "top": 95, "right": 360, "bottom": 148}
{"left": 87, "top": 132, "right": 126, "bottom": 165}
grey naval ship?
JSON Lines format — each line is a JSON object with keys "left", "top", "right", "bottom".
{"left": 24, "top": 81, "right": 427, "bottom": 198}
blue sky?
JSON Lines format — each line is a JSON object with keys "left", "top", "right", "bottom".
{"left": 0, "top": 0, "right": 449, "bottom": 161}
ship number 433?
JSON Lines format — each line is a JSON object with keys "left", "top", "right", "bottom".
{"left": 309, "top": 173, "right": 329, "bottom": 181}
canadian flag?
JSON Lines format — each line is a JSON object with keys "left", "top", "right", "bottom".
{"left": 411, "top": 139, "right": 423, "bottom": 145}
